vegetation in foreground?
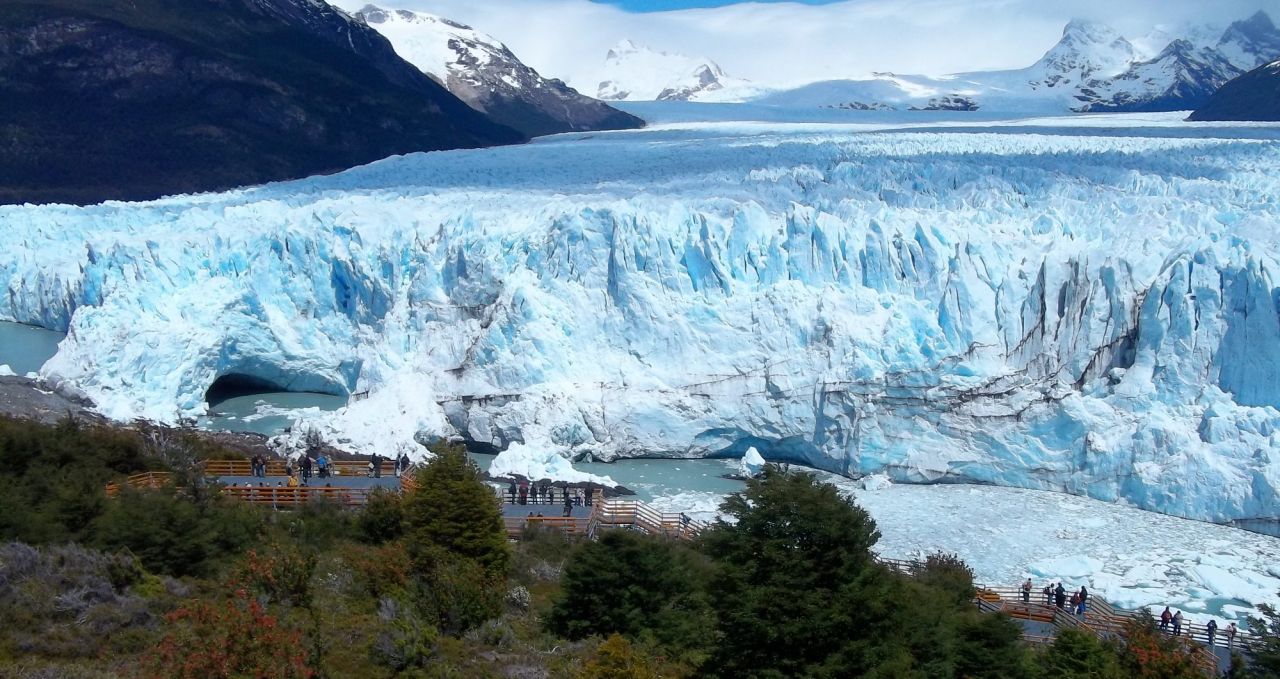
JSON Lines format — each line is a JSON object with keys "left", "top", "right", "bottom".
{"left": 1, "top": 414, "right": 1278, "bottom": 678}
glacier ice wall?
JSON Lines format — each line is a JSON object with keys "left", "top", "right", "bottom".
{"left": 4, "top": 121, "right": 1280, "bottom": 522}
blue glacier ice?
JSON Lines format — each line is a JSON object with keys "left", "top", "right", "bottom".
{"left": 3, "top": 113, "right": 1280, "bottom": 523}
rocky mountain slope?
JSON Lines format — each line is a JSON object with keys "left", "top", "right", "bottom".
{"left": 0, "top": 0, "right": 522, "bottom": 205}
{"left": 355, "top": 5, "right": 642, "bottom": 137}
{"left": 1189, "top": 59, "right": 1280, "bottom": 121}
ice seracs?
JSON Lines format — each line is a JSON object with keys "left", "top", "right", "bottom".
{"left": 4, "top": 117, "right": 1280, "bottom": 524}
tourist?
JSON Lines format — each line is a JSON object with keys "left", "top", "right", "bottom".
{"left": 249, "top": 454, "right": 261, "bottom": 477}
{"left": 300, "top": 455, "right": 312, "bottom": 483}
{"left": 1160, "top": 606, "right": 1172, "bottom": 631}
{"left": 371, "top": 453, "right": 382, "bottom": 478}
{"left": 1021, "top": 578, "right": 1032, "bottom": 604}
{"left": 287, "top": 474, "right": 299, "bottom": 488}
{"left": 1207, "top": 619, "right": 1218, "bottom": 647}
{"left": 398, "top": 452, "right": 411, "bottom": 477}
{"left": 562, "top": 488, "right": 573, "bottom": 517}
{"left": 1076, "top": 586, "right": 1088, "bottom": 616}
{"left": 316, "top": 453, "right": 329, "bottom": 478}
{"left": 518, "top": 480, "right": 528, "bottom": 505}
{"left": 508, "top": 481, "right": 517, "bottom": 504}
{"left": 584, "top": 483, "right": 594, "bottom": 506}
{"left": 1054, "top": 583, "right": 1066, "bottom": 610}
{"left": 1043, "top": 583, "right": 1053, "bottom": 606}
{"left": 1227, "top": 622, "right": 1237, "bottom": 648}
{"left": 1069, "top": 591, "right": 1080, "bottom": 614}
{"left": 1172, "top": 610, "right": 1183, "bottom": 636}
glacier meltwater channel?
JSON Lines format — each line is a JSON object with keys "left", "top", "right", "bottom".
{"left": 4, "top": 113, "right": 1280, "bottom": 524}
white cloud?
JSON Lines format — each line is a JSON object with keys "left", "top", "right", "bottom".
{"left": 336, "top": 0, "right": 1274, "bottom": 90}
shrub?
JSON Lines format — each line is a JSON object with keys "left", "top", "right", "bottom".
{"left": 579, "top": 635, "right": 660, "bottom": 679}
{"left": 145, "top": 590, "right": 312, "bottom": 679}
{"left": 356, "top": 488, "right": 405, "bottom": 544}
{"left": 548, "top": 530, "right": 711, "bottom": 655}
{"left": 234, "top": 545, "right": 317, "bottom": 609}
{"left": 411, "top": 549, "right": 506, "bottom": 635}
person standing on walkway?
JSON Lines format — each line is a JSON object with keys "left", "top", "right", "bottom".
{"left": 562, "top": 488, "right": 573, "bottom": 517}
{"left": 1160, "top": 606, "right": 1172, "bottom": 631}
{"left": 1043, "top": 584, "right": 1053, "bottom": 606}
{"left": 1226, "top": 622, "right": 1237, "bottom": 648}
{"left": 372, "top": 453, "right": 382, "bottom": 478}
{"left": 317, "top": 453, "right": 329, "bottom": 478}
{"left": 518, "top": 480, "right": 528, "bottom": 505}
{"left": 1021, "top": 579, "right": 1032, "bottom": 603}
{"left": 507, "top": 481, "right": 517, "bottom": 504}
{"left": 301, "top": 455, "right": 312, "bottom": 484}
{"left": 1076, "top": 586, "right": 1088, "bottom": 616}
{"left": 1206, "top": 619, "right": 1218, "bottom": 647}
{"left": 1055, "top": 583, "right": 1067, "bottom": 610}
{"left": 1172, "top": 610, "right": 1183, "bottom": 636}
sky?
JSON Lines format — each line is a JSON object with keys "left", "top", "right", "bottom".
{"left": 338, "top": 0, "right": 1277, "bottom": 90}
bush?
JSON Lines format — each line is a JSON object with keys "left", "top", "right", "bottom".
{"left": 1037, "top": 629, "right": 1124, "bottom": 678}
{"left": 548, "top": 530, "right": 711, "bottom": 656}
{"left": 356, "top": 488, "right": 406, "bottom": 544}
{"left": 411, "top": 549, "right": 506, "bottom": 635}
{"left": 145, "top": 590, "right": 312, "bottom": 679}
{"left": 579, "top": 635, "right": 660, "bottom": 679}
{"left": 92, "top": 486, "right": 261, "bottom": 578}
{"left": 234, "top": 545, "right": 316, "bottom": 609}
{"left": 0, "top": 542, "right": 161, "bottom": 661}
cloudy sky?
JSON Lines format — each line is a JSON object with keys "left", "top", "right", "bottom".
{"left": 338, "top": 0, "right": 1274, "bottom": 89}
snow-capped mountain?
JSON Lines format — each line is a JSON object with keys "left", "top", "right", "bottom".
{"left": 356, "top": 5, "right": 641, "bottom": 137}
{"left": 596, "top": 40, "right": 757, "bottom": 102}
{"left": 1077, "top": 40, "right": 1243, "bottom": 112}
{"left": 1191, "top": 59, "right": 1280, "bottom": 121}
{"left": 752, "top": 12, "right": 1279, "bottom": 115}
{"left": 1217, "top": 11, "right": 1280, "bottom": 71}
{"left": 1026, "top": 19, "right": 1137, "bottom": 89}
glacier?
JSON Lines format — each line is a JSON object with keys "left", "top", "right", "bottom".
{"left": 4, "top": 113, "right": 1280, "bottom": 523}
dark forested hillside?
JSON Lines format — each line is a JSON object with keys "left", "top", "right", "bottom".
{"left": 0, "top": 0, "right": 524, "bottom": 205}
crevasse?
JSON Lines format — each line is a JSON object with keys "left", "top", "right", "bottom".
{"left": 3, "top": 124, "right": 1279, "bottom": 522}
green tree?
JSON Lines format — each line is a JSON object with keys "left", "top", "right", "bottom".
{"left": 916, "top": 552, "right": 976, "bottom": 607}
{"left": 698, "top": 465, "right": 887, "bottom": 677}
{"left": 549, "top": 530, "right": 712, "bottom": 656}
{"left": 402, "top": 441, "right": 509, "bottom": 576}
{"left": 1248, "top": 600, "right": 1280, "bottom": 678}
{"left": 1036, "top": 629, "right": 1124, "bottom": 678}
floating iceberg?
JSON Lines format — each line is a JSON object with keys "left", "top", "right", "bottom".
{"left": 3, "top": 116, "right": 1280, "bottom": 522}
{"left": 738, "top": 447, "right": 765, "bottom": 477}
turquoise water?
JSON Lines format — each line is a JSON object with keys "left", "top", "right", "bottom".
{"left": 199, "top": 392, "right": 348, "bottom": 436}
{"left": 0, "top": 321, "right": 65, "bottom": 375}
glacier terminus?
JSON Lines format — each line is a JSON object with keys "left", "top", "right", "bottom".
{"left": 4, "top": 112, "right": 1280, "bottom": 525}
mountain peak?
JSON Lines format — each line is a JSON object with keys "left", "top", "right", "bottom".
{"left": 1217, "top": 9, "right": 1280, "bottom": 70}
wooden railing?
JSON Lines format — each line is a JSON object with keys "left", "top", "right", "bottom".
{"left": 105, "top": 472, "right": 175, "bottom": 497}
{"left": 200, "top": 459, "right": 398, "bottom": 478}
{"left": 219, "top": 485, "right": 372, "bottom": 508}
{"left": 504, "top": 516, "right": 591, "bottom": 538}
{"left": 587, "top": 498, "right": 708, "bottom": 540}
{"left": 977, "top": 586, "right": 1227, "bottom": 675}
